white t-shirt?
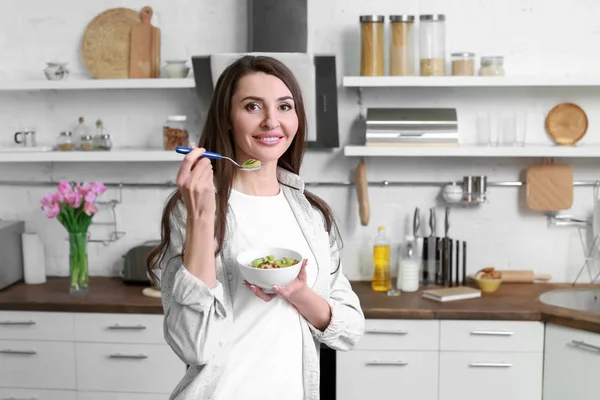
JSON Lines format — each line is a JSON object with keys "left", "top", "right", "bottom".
{"left": 213, "top": 187, "right": 317, "bottom": 400}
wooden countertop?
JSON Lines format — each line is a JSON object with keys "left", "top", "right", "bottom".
{"left": 0, "top": 277, "right": 599, "bottom": 333}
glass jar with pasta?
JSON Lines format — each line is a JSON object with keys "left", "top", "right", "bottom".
{"left": 163, "top": 116, "right": 189, "bottom": 150}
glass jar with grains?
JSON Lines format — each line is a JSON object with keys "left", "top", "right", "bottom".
{"left": 57, "top": 131, "right": 75, "bottom": 151}
{"left": 163, "top": 116, "right": 189, "bottom": 150}
{"left": 479, "top": 56, "right": 505, "bottom": 76}
{"left": 451, "top": 52, "right": 475, "bottom": 76}
{"left": 79, "top": 135, "right": 94, "bottom": 151}
{"left": 389, "top": 15, "right": 415, "bottom": 76}
{"left": 359, "top": 15, "right": 385, "bottom": 76}
{"left": 419, "top": 14, "right": 446, "bottom": 76}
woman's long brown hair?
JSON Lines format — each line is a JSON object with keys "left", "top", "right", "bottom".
{"left": 147, "top": 55, "right": 341, "bottom": 286}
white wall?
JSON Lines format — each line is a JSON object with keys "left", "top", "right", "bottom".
{"left": 1, "top": 0, "right": 599, "bottom": 282}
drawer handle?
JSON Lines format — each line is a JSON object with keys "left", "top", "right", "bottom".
{"left": 108, "top": 353, "right": 148, "bottom": 360}
{"left": 571, "top": 340, "right": 600, "bottom": 352}
{"left": 469, "top": 362, "right": 513, "bottom": 368}
{"left": 366, "top": 328, "right": 408, "bottom": 335}
{"left": 0, "top": 349, "right": 37, "bottom": 355}
{"left": 0, "top": 320, "right": 36, "bottom": 326}
{"left": 470, "top": 330, "right": 514, "bottom": 336}
{"left": 107, "top": 324, "right": 147, "bottom": 330}
{"left": 365, "top": 360, "right": 408, "bottom": 366}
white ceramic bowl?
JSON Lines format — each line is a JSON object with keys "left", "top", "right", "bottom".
{"left": 236, "top": 247, "right": 303, "bottom": 293}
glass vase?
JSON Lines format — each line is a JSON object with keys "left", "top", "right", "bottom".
{"left": 69, "top": 232, "right": 89, "bottom": 295}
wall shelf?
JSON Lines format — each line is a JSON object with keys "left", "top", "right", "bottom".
{"left": 0, "top": 78, "right": 195, "bottom": 91}
{"left": 342, "top": 75, "right": 600, "bottom": 88}
{"left": 344, "top": 145, "right": 600, "bottom": 158}
{"left": 0, "top": 149, "right": 184, "bottom": 162}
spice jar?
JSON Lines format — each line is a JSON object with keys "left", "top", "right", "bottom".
{"left": 451, "top": 52, "right": 475, "bottom": 76}
{"left": 419, "top": 14, "right": 446, "bottom": 76}
{"left": 98, "top": 133, "right": 113, "bottom": 151}
{"left": 56, "top": 131, "right": 75, "bottom": 151}
{"left": 163, "top": 116, "right": 189, "bottom": 150}
{"left": 389, "top": 15, "right": 415, "bottom": 76}
{"left": 79, "top": 134, "right": 94, "bottom": 151}
{"left": 359, "top": 15, "right": 385, "bottom": 76}
{"left": 479, "top": 56, "right": 505, "bottom": 76}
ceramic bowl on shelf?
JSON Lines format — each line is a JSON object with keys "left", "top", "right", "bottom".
{"left": 235, "top": 247, "right": 303, "bottom": 293}
{"left": 163, "top": 60, "right": 190, "bottom": 78}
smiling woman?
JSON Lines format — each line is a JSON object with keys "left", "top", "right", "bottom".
{"left": 147, "top": 55, "right": 364, "bottom": 400}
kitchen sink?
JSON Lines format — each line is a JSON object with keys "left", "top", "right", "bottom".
{"left": 539, "top": 288, "right": 600, "bottom": 316}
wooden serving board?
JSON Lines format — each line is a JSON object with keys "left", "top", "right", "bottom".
{"left": 526, "top": 163, "right": 573, "bottom": 211}
{"left": 354, "top": 159, "right": 370, "bottom": 226}
{"left": 129, "top": 6, "right": 161, "bottom": 78}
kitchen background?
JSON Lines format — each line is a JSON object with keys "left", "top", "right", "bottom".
{"left": 1, "top": 0, "right": 600, "bottom": 283}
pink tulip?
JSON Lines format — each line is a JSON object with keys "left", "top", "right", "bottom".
{"left": 57, "top": 181, "right": 73, "bottom": 196}
{"left": 83, "top": 201, "right": 98, "bottom": 216}
{"left": 41, "top": 192, "right": 55, "bottom": 206}
{"left": 63, "top": 191, "right": 82, "bottom": 209}
{"left": 84, "top": 191, "right": 96, "bottom": 203}
{"left": 42, "top": 202, "right": 60, "bottom": 218}
{"left": 91, "top": 182, "right": 106, "bottom": 195}
{"left": 77, "top": 182, "right": 92, "bottom": 197}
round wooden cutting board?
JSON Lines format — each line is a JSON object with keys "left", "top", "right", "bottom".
{"left": 545, "top": 102, "right": 588, "bottom": 145}
{"left": 81, "top": 8, "right": 141, "bottom": 79}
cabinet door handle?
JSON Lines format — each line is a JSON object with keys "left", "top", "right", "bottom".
{"left": 470, "top": 330, "right": 514, "bottom": 336}
{"left": 365, "top": 360, "right": 408, "bottom": 366}
{"left": 365, "top": 328, "right": 408, "bottom": 335}
{"left": 469, "top": 362, "right": 513, "bottom": 368}
{"left": 0, "top": 320, "right": 36, "bottom": 326}
{"left": 108, "top": 353, "right": 148, "bottom": 360}
{"left": 0, "top": 349, "right": 37, "bottom": 355}
{"left": 571, "top": 340, "right": 600, "bottom": 352}
{"left": 107, "top": 324, "right": 147, "bottom": 330}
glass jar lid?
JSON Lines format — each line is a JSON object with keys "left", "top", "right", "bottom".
{"left": 452, "top": 52, "right": 476, "bottom": 58}
{"left": 420, "top": 14, "right": 445, "bottom": 21}
{"left": 390, "top": 15, "right": 415, "bottom": 22}
{"left": 481, "top": 56, "right": 504, "bottom": 65}
{"left": 60, "top": 131, "right": 72, "bottom": 136}
{"left": 359, "top": 15, "right": 384, "bottom": 23}
{"left": 167, "top": 115, "right": 187, "bottom": 122}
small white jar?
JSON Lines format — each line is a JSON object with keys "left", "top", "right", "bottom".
{"left": 163, "top": 60, "right": 190, "bottom": 78}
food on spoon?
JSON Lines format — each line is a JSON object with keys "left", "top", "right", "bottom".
{"left": 242, "top": 159, "right": 261, "bottom": 168}
{"left": 250, "top": 255, "right": 299, "bottom": 269}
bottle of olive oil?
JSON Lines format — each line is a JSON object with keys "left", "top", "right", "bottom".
{"left": 372, "top": 226, "right": 392, "bottom": 292}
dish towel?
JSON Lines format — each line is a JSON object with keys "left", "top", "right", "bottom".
{"left": 210, "top": 52, "right": 317, "bottom": 142}
{"left": 21, "top": 233, "right": 46, "bottom": 284}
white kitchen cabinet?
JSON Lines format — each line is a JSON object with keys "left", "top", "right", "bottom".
{"left": 337, "top": 319, "right": 545, "bottom": 400}
{"left": 543, "top": 323, "right": 600, "bottom": 400}
{"left": 439, "top": 351, "right": 543, "bottom": 400}
{"left": 0, "top": 311, "right": 184, "bottom": 398}
{"left": 337, "top": 350, "right": 438, "bottom": 400}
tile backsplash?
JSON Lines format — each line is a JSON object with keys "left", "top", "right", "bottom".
{"left": 1, "top": 0, "right": 600, "bottom": 282}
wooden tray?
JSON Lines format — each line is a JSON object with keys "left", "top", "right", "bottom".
{"left": 81, "top": 8, "right": 141, "bottom": 79}
{"left": 545, "top": 102, "right": 588, "bottom": 145}
{"left": 526, "top": 163, "right": 574, "bottom": 211}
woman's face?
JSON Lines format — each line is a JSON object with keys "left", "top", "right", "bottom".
{"left": 229, "top": 72, "right": 299, "bottom": 166}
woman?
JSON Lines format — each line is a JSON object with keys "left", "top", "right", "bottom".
{"left": 148, "top": 55, "right": 365, "bottom": 400}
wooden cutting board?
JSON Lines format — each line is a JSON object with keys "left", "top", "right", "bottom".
{"left": 498, "top": 270, "right": 552, "bottom": 283}
{"left": 129, "top": 6, "right": 161, "bottom": 78}
{"left": 526, "top": 163, "right": 573, "bottom": 211}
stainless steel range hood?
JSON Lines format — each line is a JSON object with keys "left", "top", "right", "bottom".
{"left": 365, "top": 108, "right": 458, "bottom": 146}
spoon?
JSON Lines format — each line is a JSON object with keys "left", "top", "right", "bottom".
{"left": 175, "top": 146, "right": 262, "bottom": 171}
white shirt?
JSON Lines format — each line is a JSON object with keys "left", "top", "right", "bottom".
{"left": 213, "top": 187, "right": 317, "bottom": 400}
